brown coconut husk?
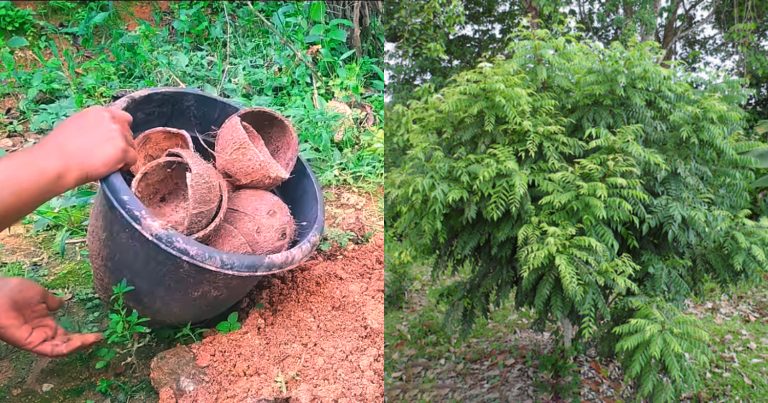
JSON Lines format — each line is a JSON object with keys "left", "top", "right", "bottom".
{"left": 206, "top": 189, "right": 296, "bottom": 255}
{"left": 207, "top": 222, "right": 252, "bottom": 254}
{"left": 214, "top": 108, "right": 299, "bottom": 189}
{"left": 162, "top": 148, "right": 225, "bottom": 236}
{"left": 131, "top": 157, "right": 190, "bottom": 232}
{"left": 130, "top": 127, "right": 193, "bottom": 174}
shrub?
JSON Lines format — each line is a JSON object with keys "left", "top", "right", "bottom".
{"left": 386, "top": 29, "right": 768, "bottom": 401}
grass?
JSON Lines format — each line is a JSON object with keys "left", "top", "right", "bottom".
{"left": 690, "top": 280, "right": 768, "bottom": 401}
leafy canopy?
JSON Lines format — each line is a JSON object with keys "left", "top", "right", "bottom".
{"left": 386, "top": 29, "right": 768, "bottom": 400}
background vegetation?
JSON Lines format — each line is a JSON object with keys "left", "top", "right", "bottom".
{"left": 0, "top": 1, "right": 383, "bottom": 401}
{"left": 386, "top": 1, "right": 768, "bottom": 401}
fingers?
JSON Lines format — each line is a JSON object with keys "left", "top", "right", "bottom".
{"left": 107, "top": 107, "right": 133, "bottom": 127}
{"left": 31, "top": 332, "right": 103, "bottom": 357}
{"left": 123, "top": 147, "right": 138, "bottom": 171}
{"left": 43, "top": 291, "right": 63, "bottom": 312}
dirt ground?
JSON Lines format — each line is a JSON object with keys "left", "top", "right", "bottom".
{"left": 149, "top": 187, "right": 384, "bottom": 402}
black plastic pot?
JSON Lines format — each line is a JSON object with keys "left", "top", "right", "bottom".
{"left": 87, "top": 88, "right": 324, "bottom": 325}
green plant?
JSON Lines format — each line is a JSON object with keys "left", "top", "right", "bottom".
{"left": 744, "top": 120, "right": 768, "bottom": 188}
{"left": 0, "top": 1, "right": 36, "bottom": 35}
{"left": 95, "top": 279, "right": 151, "bottom": 369}
{"left": 387, "top": 29, "right": 768, "bottom": 401}
{"left": 530, "top": 345, "right": 581, "bottom": 401}
{"left": 174, "top": 323, "right": 206, "bottom": 344}
{"left": 215, "top": 312, "right": 241, "bottom": 334}
{"left": 614, "top": 299, "right": 710, "bottom": 401}
{"left": 317, "top": 228, "right": 371, "bottom": 251}
{"left": 26, "top": 186, "right": 95, "bottom": 255}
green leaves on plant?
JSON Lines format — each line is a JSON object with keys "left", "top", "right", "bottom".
{"left": 308, "top": 1, "right": 325, "bottom": 22}
{"left": 326, "top": 27, "right": 347, "bottom": 43}
{"left": 6, "top": 36, "right": 28, "bottom": 48}
{"left": 96, "top": 279, "right": 151, "bottom": 370}
{"left": 614, "top": 300, "right": 710, "bottom": 402}
{"left": 216, "top": 312, "right": 241, "bottom": 334}
{"left": 387, "top": 29, "right": 768, "bottom": 401}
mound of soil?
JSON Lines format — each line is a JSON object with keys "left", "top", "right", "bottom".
{"left": 151, "top": 234, "right": 384, "bottom": 402}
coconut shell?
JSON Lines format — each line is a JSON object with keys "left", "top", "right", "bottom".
{"left": 131, "top": 157, "right": 190, "bottom": 232}
{"left": 206, "top": 222, "right": 252, "bottom": 254}
{"left": 206, "top": 189, "right": 296, "bottom": 255}
{"left": 130, "top": 127, "right": 193, "bottom": 174}
{"left": 214, "top": 108, "right": 299, "bottom": 189}
{"left": 162, "top": 148, "right": 225, "bottom": 236}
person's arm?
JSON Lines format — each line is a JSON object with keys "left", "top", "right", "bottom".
{"left": 0, "top": 106, "right": 136, "bottom": 230}
{"left": 0, "top": 106, "right": 136, "bottom": 357}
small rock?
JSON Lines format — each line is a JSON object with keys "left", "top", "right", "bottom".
{"left": 11, "top": 388, "right": 20, "bottom": 396}
{"left": 150, "top": 345, "right": 207, "bottom": 400}
{"left": 41, "top": 384, "right": 53, "bottom": 393}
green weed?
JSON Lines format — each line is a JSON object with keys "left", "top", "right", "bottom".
{"left": 174, "top": 323, "right": 206, "bottom": 344}
{"left": 215, "top": 311, "right": 241, "bottom": 334}
{"left": 26, "top": 186, "right": 95, "bottom": 255}
{"left": 95, "top": 279, "right": 151, "bottom": 370}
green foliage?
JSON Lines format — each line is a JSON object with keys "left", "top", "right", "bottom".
{"left": 1, "top": 1, "right": 383, "bottom": 186}
{"left": 384, "top": 0, "right": 465, "bottom": 101}
{"left": 613, "top": 300, "right": 710, "bottom": 402}
{"left": 25, "top": 186, "right": 95, "bottom": 256}
{"left": 0, "top": 2, "right": 35, "bottom": 36}
{"left": 529, "top": 345, "right": 580, "bottom": 401}
{"left": 384, "top": 232, "right": 415, "bottom": 309}
{"left": 173, "top": 323, "right": 206, "bottom": 345}
{"left": 387, "top": 29, "right": 768, "bottom": 399}
{"left": 95, "top": 279, "right": 151, "bottom": 370}
{"left": 318, "top": 227, "right": 372, "bottom": 252}
{"left": 215, "top": 311, "right": 241, "bottom": 334}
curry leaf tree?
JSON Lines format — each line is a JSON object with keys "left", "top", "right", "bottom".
{"left": 386, "top": 30, "right": 768, "bottom": 401}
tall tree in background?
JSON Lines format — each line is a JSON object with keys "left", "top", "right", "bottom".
{"left": 385, "top": 0, "right": 768, "bottom": 119}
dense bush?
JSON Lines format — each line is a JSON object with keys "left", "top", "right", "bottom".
{"left": 386, "top": 30, "right": 768, "bottom": 401}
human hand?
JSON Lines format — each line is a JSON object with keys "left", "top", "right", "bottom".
{"left": 37, "top": 106, "right": 137, "bottom": 187}
{"left": 0, "top": 277, "right": 103, "bottom": 357}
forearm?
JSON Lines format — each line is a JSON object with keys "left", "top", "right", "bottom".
{"left": 0, "top": 143, "right": 79, "bottom": 231}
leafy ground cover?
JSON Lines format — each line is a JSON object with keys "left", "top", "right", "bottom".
{"left": 386, "top": 268, "right": 768, "bottom": 402}
{"left": 0, "top": 1, "right": 383, "bottom": 401}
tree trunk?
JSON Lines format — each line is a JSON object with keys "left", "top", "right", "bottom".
{"left": 560, "top": 317, "right": 574, "bottom": 348}
{"left": 352, "top": 1, "right": 362, "bottom": 57}
{"left": 661, "top": 0, "right": 681, "bottom": 61}
{"left": 524, "top": 0, "right": 540, "bottom": 30}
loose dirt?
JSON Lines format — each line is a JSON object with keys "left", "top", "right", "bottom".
{"left": 153, "top": 233, "right": 384, "bottom": 402}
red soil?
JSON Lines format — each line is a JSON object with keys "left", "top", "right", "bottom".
{"left": 161, "top": 234, "right": 384, "bottom": 402}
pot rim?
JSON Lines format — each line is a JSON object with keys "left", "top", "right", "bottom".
{"left": 102, "top": 87, "right": 324, "bottom": 276}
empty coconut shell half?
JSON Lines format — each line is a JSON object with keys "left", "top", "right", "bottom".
{"left": 130, "top": 127, "right": 194, "bottom": 174}
{"left": 214, "top": 108, "right": 299, "bottom": 190}
{"left": 131, "top": 149, "right": 224, "bottom": 237}
{"left": 207, "top": 189, "right": 296, "bottom": 255}
{"left": 164, "top": 148, "right": 229, "bottom": 242}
